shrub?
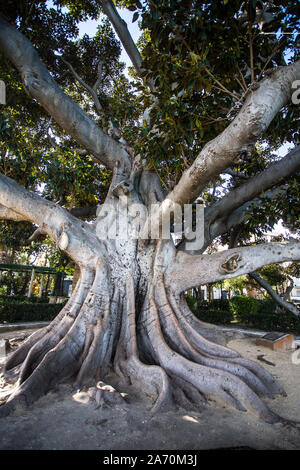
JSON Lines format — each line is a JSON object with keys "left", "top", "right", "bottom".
{"left": 208, "top": 299, "right": 230, "bottom": 311}
{"left": 194, "top": 309, "right": 234, "bottom": 324}
{"left": 241, "top": 310, "right": 300, "bottom": 334}
{"left": 257, "top": 299, "right": 278, "bottom": 314}
{"left": 229, "top": 295, "right": 259, "bottom": 322}
{"left": 185, "top": 294, "right": 197, "bottom": 312}
{"left": 0, "top": 295, "right": 50, "bottom": 304}
{"left": 0, "top": 301, "right": 66, "bottom": 323}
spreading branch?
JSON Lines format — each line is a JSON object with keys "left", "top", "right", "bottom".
{"left": 208, "top": 185, "right": 287, "bottom": 245}
{"left": 99, "top": 0, "right": 143, "bottom": 76}
{"left": 165, "top": 61, "right": 300, "bottom": 208}
{"left": 98, "top": 0, "right": 155, "bottom": 92}
{"left": 165, "top": 241, "right": 300, "bottom": 294}
{"left": 0, "top": 15, "right": 131, "bottom": 174}
{"left": 249, "top": 271, "right": 299, "bottom": 317}
{"left": 206, "top": 145, "right": 300, "bottom": 227}
{"left": 0, "top": 174, "right": 101, "bottom": 266}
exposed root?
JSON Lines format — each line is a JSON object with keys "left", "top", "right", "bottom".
{"left": 4, "top": 269, "right": 94, "bottom": 375}
{"left": 155, "top": 276, "right": 274, "bottom": 400}
{"left": 169, "top": 374, "right": 207, "bottom": 411}
{"left": 137, "top": 273, "right": 283, "bottom": 424}
{"left": 114, "top": 275, "right": 172, "bottom": 414}
{"left": 0, "top": 252, "right": 292, "bottom": 425}
{"left": 168, "top": 290, "right": 240, "bottom": 358}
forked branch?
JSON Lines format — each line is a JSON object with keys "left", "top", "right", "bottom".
{"left": 166, "top": 61, "right": 300, "bottom": 207}
{"left": 0, "top": 15, "right": 131, "bottom": 174}
{"left": 0, "top": 173, "right": 101, "bottom": 266}
{"left": 206, "top": 145, "right": 300, "bottom": 226}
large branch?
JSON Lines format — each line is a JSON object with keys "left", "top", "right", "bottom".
{"left": 175, "top": 185, "right": 286, "bottom": 253}
{"left": 99, "top": 0, "right": 143, "bottom": 76}
{"left": 0, "top": 174, "right": 101, "bottom": 266}
{"left": 165, "top": 241, "right": 300, "bottom": 294}
{"left": 0, "top": 205, "right": 30, "bottom": 222}
{"left": 0, "top": 15, "right": 131, "bottom": 173}
{"left": 208, "top": 186, "right": 287, "bottom": 244}
{"left": 248, "top": 271, "right": 299, "bottom": 317}
{"left": 166, "top": 61, "right": 300, "bottom": 207}
{"left": 206, "top": 145, "right": 300, "bottom": 226}
{"left": 98, "top": 0, "right": 155, "bottom": 92}
{"left": 0, "top": 203, "right": 97, "bottom": 222}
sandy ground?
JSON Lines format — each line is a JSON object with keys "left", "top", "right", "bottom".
{"left": 0, "top": 329, "right": 299, "bottom": 451}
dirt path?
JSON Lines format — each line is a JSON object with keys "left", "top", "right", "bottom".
{"left": 0, "top": 333, "right": 299, "bottom": 450}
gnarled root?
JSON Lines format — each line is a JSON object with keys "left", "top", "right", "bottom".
{"left": 0, "top": 263, "right": 291, "bottom": 425}
{"left": 113, "top": 275, "right": 172, "bottom": 414}
{"left": 0, "top": 265, "right": 120, "bottom": 417}
{"left": 136, "top": 274, "right": 286, "bottom": 423}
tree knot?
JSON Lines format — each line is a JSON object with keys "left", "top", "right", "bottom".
{"left": 219, "top": 253, "right": 242, "bottom": 273}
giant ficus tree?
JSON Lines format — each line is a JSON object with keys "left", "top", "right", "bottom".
{"left": 0, "top": 0, "right": 299, "bottom": 423}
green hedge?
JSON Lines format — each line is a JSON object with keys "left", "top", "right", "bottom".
{"left": 0, "top": 295, "right": 50, "bottom": 304}
{"left": 0, "top": 301, "right": 66, "bottom": 323}
{"left": 257, "top": 299, "right": 278, "bottom": 314}
{"left": 229, "top": 295, "right": 259, "bottom": 322}
{"left": 208, "top": 299, "right": 230, "bottom": 311}
{"left": 194, "top": 308, "right": 234, "bottom": 324}
{"left": 185, "top": 296, "right": 233, "bottom": 324}
{"left": 238, "top": 310, "right": 300, "bottom": 334}
{"left": 186, "top": 293, "right": 300, "bottom": 333}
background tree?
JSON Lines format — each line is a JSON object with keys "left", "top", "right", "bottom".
{"left": 0, "top": 0, "right": 299, "bottom": 424}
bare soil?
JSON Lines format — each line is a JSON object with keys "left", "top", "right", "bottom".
{"left": 0, "top": 328, "right": 299, "bottom": 450}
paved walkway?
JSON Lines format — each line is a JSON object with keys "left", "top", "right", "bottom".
{"left": 0, "top": 321, "right": 50, "bottom": 333}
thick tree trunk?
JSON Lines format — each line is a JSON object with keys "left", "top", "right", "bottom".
{"left": 0, "top": 15, "right": 300, "bottom": 426}
{"left": 1, "top": 175, "right": 299, "bottom": 425}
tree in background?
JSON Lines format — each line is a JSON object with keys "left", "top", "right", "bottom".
{"left": 0, "top": 0, "right": 299, "bottom": 423}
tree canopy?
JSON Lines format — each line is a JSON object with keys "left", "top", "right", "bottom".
{"left": 0, "top": 0, "right": 299, "bottom": 254}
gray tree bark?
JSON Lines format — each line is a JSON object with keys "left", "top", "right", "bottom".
{"left": 0, "top": 15, "right": 299, "bottom": 426}
{"left": 249, "top": 271, "right": 299, "bottom": 316}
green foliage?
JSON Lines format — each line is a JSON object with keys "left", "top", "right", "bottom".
{"left": 0, "top": 301, "right": 65, "bottom": 323}
{"left": 185, "top": 294, "right": 233, "bottom": 323}
{"left": 119, "top": 1, "right": 299, "bottom": 187}
{"left": 259, "top": 264, "right": 287, "bottom": 287}
{"left": 186, "top": 294, "right": 300, "bottom": 332}
{"left": 229, "top": 295, "right": 260, "bottom": 321}
{"left": 0, "top": 0, "right": 299, "bottom": 277}
{"left": 185, "top": 293, "right": 197, "bottom": 312}
{"left": 238, "top": 308, "right": 300, "bottom": 334}
{"left": 208, "top": 299, "right": 230, "bottom": 311}
{"left": 0, "top": 295, "right": 49, "bottom": 303}
{"left": 194, "top": 309, "right": 234, "bottom": 324}
{"left": 257, "top": 299, "right": 278, "bottom": 315}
